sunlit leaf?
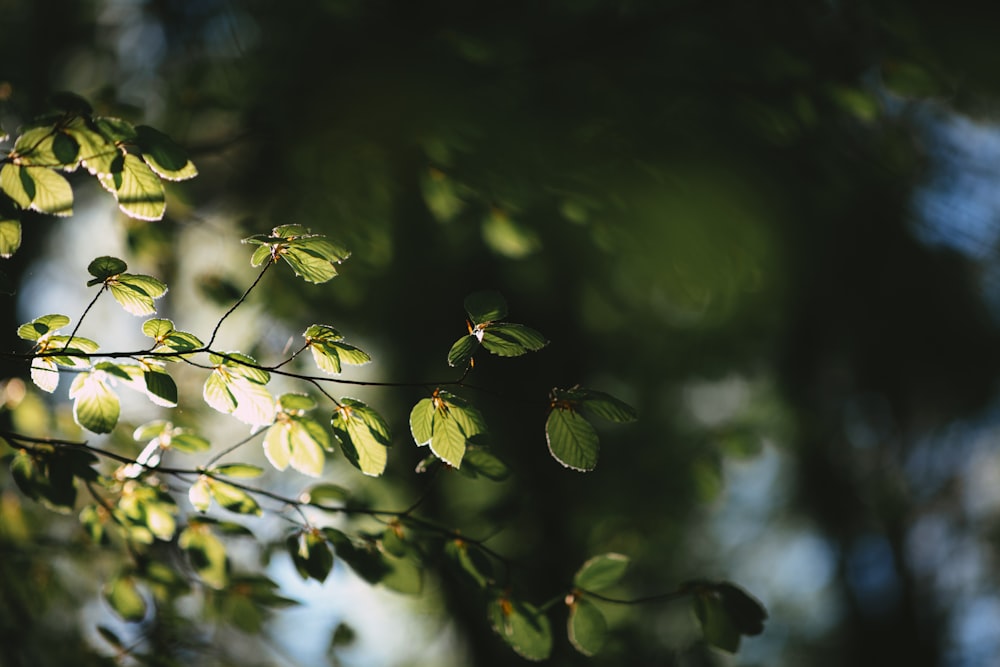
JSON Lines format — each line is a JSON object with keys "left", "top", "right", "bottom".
{"left": 87, "top": 256, "right": 128, "bottom": 282}
{"left": 464, "top": 290, "right": 508, "bottom": 325}
{"left": 447, "top": 334, "right": 480, "bottom": 368}
{"left": 545, "top": 408, "right": 599, "bottom": 472}
{"left": 17, "top": 313, "right": 70, "bottom": 341}
{"left": 179, "top": 523, "right": 229, "bottom": 589}
{"left": 100, "top": 153, "right": 166, "bottom": 221}
{"left": 211, "top": 463, "right": 264, "bottom": 479}
{"left": 204, "top": 356, "right": 274, "bottom": 427}
{"left": 206, "top": 478, "right": 261, "bottom": 516}
{"left": 487, "top": 595, "right": 553, "bottom": 661}
{"left": 65, "top": 117, "right": 120, "bottom": 176}
{"left": 135, "top": 125, "right": 198, "bottom": 181}
{"left": 29, "top": 357, "right": 59, "bottom": 393}
{"left": 573, "top": 553, "right": 629, "bottom": 591}
{"left": 567, "top": 597, "right": 607, "bottom": 656}
{"left": 25, "top": 167, "right": 73, "bottom": 216}
{"left": 141, "top": 368, "right": 178, "bottom": 407}
{"left": 107, "top": 273, "right": 167, "bottom": 316}
{"left": 69, "top": 371, "right": 120, "bottom": 434}
{"left": 189, "top": 476, "right": 212, "bottom": 512}
{"left": 104, "top": 573, "right": 147, "bottom": 622}
{"left": 480, "top": 323, "right": 548, "bottom": 357}
{"left": 94, "top": 117, "right": 138, "bottom": 143}
{"left": 0, "top": 163, "right": 31, "bottom": 208}
{"left": 332, "top": 398, "right": 390, "bottom": 477}
{"left": 409, "top": 391, "right": 484, "bottom": 468}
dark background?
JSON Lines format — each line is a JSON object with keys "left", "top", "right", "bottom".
{"left": 4, "top": 1, "right": 1000, "bottom": 665}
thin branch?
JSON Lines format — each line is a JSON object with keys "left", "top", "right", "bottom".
{"left": 206, "top": 260, "right": 272, "bottom": 348}
{"left": 63, "top": 284, "right": 107, "bottom": 352}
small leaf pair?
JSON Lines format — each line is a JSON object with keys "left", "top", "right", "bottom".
{"left": 545, "top": 387, "right": 638, "bottom": 471}
{"left": 447, "top": 290, "right": 548, "bottom": 368}
{"left": 244, "top": 224, "right": 350, "bottom": 284}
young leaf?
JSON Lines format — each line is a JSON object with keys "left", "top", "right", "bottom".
{"left": 142, "top": 368, "right": 178, "bottom": 407}
{"left": 487, "top": 595, "right": 553, "bottom": 661}
{"left": 24, "top": 167, "right": 73, "bottom": 216}
{"left": 30, "top": 358, "right": 60, "bottom": 393}
{"left": 203, "top": 354, "right": 274, "bottom": 427}
{"left": 69, "top": 371, "right": 121, "bottom": 434}
{"left": 189, "top": 476, "right": 212, "bottom": 512}
{"left": 99, "top": 153, "right": 166, "bottom": 220}
{"left": 0, "top": 164, "right": 32, "bottom": 208}
{"left": 465, "top": 290, "right": 508, "bottom": 325}
{"left": 264, "top": 396, "right": 330, "bottom": 476}
{"left": 567, "top": 597, "right": 607, "bottom": 656}
{"left": 134, "top": 125, "right": 198, "bottom": 181}
{"left": 300, "top": 483, "right": 350, "bottom": 505}
{"left": 179, "top": 523, "right": 229, "bottom": 589}
{"left": 107, "top": 273, "right": 168, "bottom": 316}
{"left": 331, "top": 398, "right": 391, "bottom": 477}
{"left": 545, "top": 408, "right": 599, "bottom": 472}
{"left": 304, "top": 324, "right": 371, "bottom": 374}
{"left": 104, "top": 574, "right": 147, "bottom": 622}
{"left": 287, "top": 531, "right": 334, "bottom": 583}
{"left": 206, "top": 478, "right": 262, "bottom": 516}
{"left": 447, "top": 334, "right": 480, "bottom": 368}
{"left": 17, "top": 313, "right": 70, "bottom": 341}
{"left": 87, "top": 255, "right": 128, "bottom": 282}
{"left": 243, "top": 226, "right": 350, "bottom": 283}
{"left": 64, "top": 116, "right": 120, "bottom": 176}
{"left": 480, "top": 323, "right": 548, "bottom": 357}
{"left": 409, "top": 391, "right": 485, "bottom": 468}
{"left": 211, "top": 463, "right": 264, "bottom": 479}
{"left": 573, "top": 553, "right": 629, "bottom": 591}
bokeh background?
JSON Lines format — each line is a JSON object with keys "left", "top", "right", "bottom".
{"left": 4, "top": 1, "right": 1000, "bottom": 666}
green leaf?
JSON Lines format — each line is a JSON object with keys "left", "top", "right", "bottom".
{"left": 461, "top": 446, "right": 511, "bottom": 481}
{"left": 264, "top": 410, "right": 329, "bottom": 477}
{"left": 464, "top": 290, "right": 508, "bottom": 325}
{"left": 69, "top": 371, "right": 120, "bottom": 434}
{"left": 142, "top": 319, "right": 203, "bottom": 353}
{"left": 107, "top": 273, "right": 167, "bottom": 316}
{"left": 17, "top": 313, "right": 70, "bottom": 341}
{"left": 65, "top": 117, "right": 120, "bottom": 176}
{"left": 573, "top": 553, "right": 629, "bottom": 591}
{"left": 211, "top": 463, "right": 264, "bottom": 479}
{"left": 0, "top": 163, "right": 32, "bottom": 208}
{"left": 29, "top": 357, "right": 59, "bottom": 393}
{"left": 51, "top": 131, "right": 80, "bottom": 166}
{"left": 488, "top": 596, "right": 553, "bottom": 661}
{"left": 134, "top": 125, "right": 198, "bottom": 181}
{"left": 409, "top": 398, "right": 435, "bottom": 446}
{"left": 204, "top": 356, "right": 274, "bottom": 427}
{"left": 694, "top": 591, "right": 742, "bottom": 653}
{"left": 300, "top": 483, "right": 350, "bottom": 505}
{"left": 409, "top": 391, "right": 485, "bottom": 468}
{"left": 94, "top": 117, "right": 137, "bottom": 143}
{"left": 445, "top": 539, "right": 493, "bottom": 588}
{"left": 179, "top": 523, "right": 229, "bottom": 589}
{"left": 278, "top": 393, "right": 317, "bottom": 412}
{"left": 100, "top": 153, "right": 166, "bottom": 221}
{"left": 567, "top": 597, "right": 607, "bottom": 656}
{"left": 141, "top": 368, "right": 178, "bottom": 407}
{"left": 189, "top": 476, "right": 212, "bottom": 512}
{"left": 287, "top": 531, "right": 334, "bottom": 583}
{"left": 545, "top": 408, "right": 600, "bottom": 472}
{"left": 480, "top": 322, "right": 548, "bottom": 357}
{"left": 207, "top": 478, "right": 262, "bottom": 515}
{"left": 553, "top": 387, "right": 638, "bottom": 423}
{"left": 305, "top": 325, "right": 371, "bottom": 374}
{"left": 25, "top": 167, "right": 73, "bottom": 216}
{"left": 447, "top": 334, "right": 480, "bottom": 368}
{"left": 332, "top": 398, "right": 391, "bottom": 477}
{"left": 87, "top": 256, "right": 127, "bottom": 282}
{"left": 104, "top": 574, "right": 147, "bottom": 622}
{"left": 245, "top": 227, "right": 350, "bottom": 283}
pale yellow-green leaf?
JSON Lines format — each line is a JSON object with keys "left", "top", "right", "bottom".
{"left": 100, "top": 153, "right": 166, "bottom": 221}
{"left": 0, "top": 219, "right": 21, "bottom": 258}
{"left": 0, "top": 164, "right": 31, "bottom": 208}
{"left": 25, "top": 167, "right": 73, "bottom": 216}
{"left": 30, "top": 357, "right": 59, "bottom": 393}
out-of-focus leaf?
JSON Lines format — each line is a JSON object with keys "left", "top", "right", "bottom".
{"left": 545, "top": 408, "right": 599, "bottom": 472}
{"left": 567, "top": 597, "right": 607, "bottom": 656}
{"left": 179, "top": 523, "right": 229, "bottom": 589}
{"left": 135, "top": 125, "right": 198, "bottom": 181}
{"left": 69, "top": 370, "right": 120, "bottom": 434}
{"left": 573, "top": 553, "right": 630, "bottom": 591}
{"left": 104, "top": 573, "right": 147, "bottom": 622}
{"left": 487, "top": 595, "right": 553, "bottom": 661}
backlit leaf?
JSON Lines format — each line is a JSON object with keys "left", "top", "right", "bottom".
{"left": 545, "top": 408, "right": 599, "bottom": 472}
{"left": 135, "top": 125, "right": 198, "bottom": 181}
{"left": 104, "top": 574, "right": 147, "bottom": 622}
{"left": 573, "top": 553, "right": 629, "bottom": 591}
{"left": 207, "top": 478, "right": 261, "bottom": 516}
{"left": 87, "top": 256, "right": 127, "bottom": 282}
{"left": 69, "top": 371, "right": 120, "bottom": 434}
{"left": 26, "top": 167, "right": 73, "bottom": 216}
{"left": 447, "top": 334, "right": 480, "bottom": 368}
{"left": 17, "top": 313, "right": 70, "bottom": 341}
{"left": 488, "top": 596, "right": 553, "bottom": 661}
{"left": 464, "top": 290, "right": 508, "bottom": 325}
{"left": 332, "top": 398, "right": 390, "bottom": 477}
{"left": 0, "top": 216, "right": 18, "bottom": 258}
{"left": 567, "top": 597, "right": 607, "bottom": 656}
{"left": 211, "top": 463, "right": 264, "bottom": 479}
{"left": 179, "top": 523, "right": 229, "bottom": 589}
{"left": 100, "top": 153, "right": 166, "bottom": 221}
{"left": 0, "top": 164, "right": 31, "bottom": 208}
{"left": 480, "top": 323, "right": 548, "bottom": 357}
